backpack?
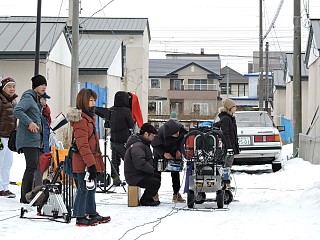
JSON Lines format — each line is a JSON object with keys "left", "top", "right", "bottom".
{"left": 63, "top": 146, "right": 76, "bottom": 179}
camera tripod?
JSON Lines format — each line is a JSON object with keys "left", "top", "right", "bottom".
{"left": 95, "top": 107, "right": 126, "bottom": 193}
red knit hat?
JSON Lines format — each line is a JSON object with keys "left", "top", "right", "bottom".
{"left": 1, "top": 77, "right": 16, "bottom": 89}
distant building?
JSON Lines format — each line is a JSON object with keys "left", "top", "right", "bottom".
{"left": 148, "top": 53, "right": 221, "bottom": 128}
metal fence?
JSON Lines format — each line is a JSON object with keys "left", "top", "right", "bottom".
{"left": 299, "top": 133, "right": 320, "bottom": 165}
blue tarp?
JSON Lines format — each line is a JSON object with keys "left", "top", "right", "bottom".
{"left": 280, "top": 116, "right": 293, "bottom": 144}
{"left": 79, "top": 83, "right": 108, "bottom": 138}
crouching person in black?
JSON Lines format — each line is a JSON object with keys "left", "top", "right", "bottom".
{"left": 151, "top": 119, "right": 188, "bottom": 203}
{"left": 124, "top": 123, "right": 161, "bottom": 206}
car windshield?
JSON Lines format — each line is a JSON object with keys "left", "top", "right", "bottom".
{"left": 235, "top": 112, "right": 274, "bottom": 128}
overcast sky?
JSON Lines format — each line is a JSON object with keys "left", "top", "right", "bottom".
{"left": 1, "top": 0, "right": 320, "bottom": 74}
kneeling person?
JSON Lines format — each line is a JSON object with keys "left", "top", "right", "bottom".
{"left": 124, "top": 123, "right": 161, "bottom": 206}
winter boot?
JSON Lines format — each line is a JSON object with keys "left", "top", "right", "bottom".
{"left": 140, "top": 198, "right": 160, "bottom": 206}
{"left": 112, "top": 176, "right": 121, "bottom": 186}
{"left": 172, "top": 193, "right": 186, "bottom": 203}
{"left": 153, "top": 193, "right": 159, "bottom": 201}
{"left": 89, "top": 213, "right": 111, "bottom": 224}
{"left": 76, "top": 217, "right": 98, "bottom": 227}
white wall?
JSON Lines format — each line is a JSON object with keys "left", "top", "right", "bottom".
{"left": 307, "top": 58, "right": 320, "bottom": 137}
{"left": 48, "top": 33, "right": 71, "bottom": 67}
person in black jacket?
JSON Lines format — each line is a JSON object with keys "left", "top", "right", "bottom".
{"left": 215, "top": 98, "right": 240, "bottom": 188}
{"left": 124, "top": 123, "right": 161, "bottom": 206}
{"left": 109, "top": 91, "right": 135, "bottom": 186}
{"left": 151, "top": 119, "right": 188, "bottom": 203}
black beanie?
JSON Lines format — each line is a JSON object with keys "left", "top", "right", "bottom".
{"left": 140, "top": 123, "right": 157, "bottom": 135}
{"left": 31, "top": 75, "right": 47, "bottom": 89}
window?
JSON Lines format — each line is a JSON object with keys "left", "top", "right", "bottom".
{"left": 220, "top": 83, "right": 231, "bottom": 94}
{"left": 192, "top": 79, "right": 207, "bottom": 90}
{"left": 150, "top": 79, "right": 160, "bottom": 89}
{"left": 148, "top": 101, "right": 162, "bottom": 115}
{"left": 174, "top": 80, "right": 181, "bottom": 90}
{"left": 238, "top": 84, "right": 245, "bottom": 96}
{"left": 193, "top": 103, "right": 209, "bottom": 115}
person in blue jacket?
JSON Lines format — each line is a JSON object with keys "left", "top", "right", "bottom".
{"left": 13, "top": 75, "right": 47, "bottom": 204}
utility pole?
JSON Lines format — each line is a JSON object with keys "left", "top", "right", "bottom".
{"left": 70, "top": 0, "right": 79, "bottom": 107}
{"left": 34, "top": 0, "right": 42, "bottom": 76}
{"left": 258, "top": 0, "right": 264, "bottom": 110}
{"left": 293, "top": 0, "right": 302, "bottom": 155}
{"left": 226, "top": 67, "right": 229, "bottom": 99}
{"left": 265, "top": 42, "right": 269, "bottom": 112}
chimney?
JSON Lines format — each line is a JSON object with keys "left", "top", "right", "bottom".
{"left": 201, "top": 48, "right": 204, "bottom": 55}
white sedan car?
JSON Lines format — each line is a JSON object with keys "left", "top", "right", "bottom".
{"left": 234, "top": 111, "right": 285, "bottom": 172}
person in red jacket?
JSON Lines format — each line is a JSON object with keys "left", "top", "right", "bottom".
{"left": 0, "top": 77, "right": 18, "bottom": 198}
{"left": 67, "top": 88, "right": 110, "bottom": 227}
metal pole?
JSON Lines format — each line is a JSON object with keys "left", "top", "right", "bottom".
{"left": 70, "top": 0, "right": 79, "bottom": 107}
{"left": 34, "top": 0, "right": 42, "bottom": 76}
{"left": 265, "top": 42, "right": 269, "bottom": 112}
{"left": 226, "top": 67, "right": 229, "bottom": 99}
{"left": 293, "top": 0, "right": 302, "bottom": 155}
{"left": 258, "top": 0, "right": 264, "bottom": 110}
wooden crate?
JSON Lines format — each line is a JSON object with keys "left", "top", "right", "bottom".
{"left": 128, "top": 186, "right": 141, "bottom": 207}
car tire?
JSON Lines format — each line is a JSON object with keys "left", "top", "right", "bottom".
{"left": 272, "top": 162, "right": 282, "bottom": 172}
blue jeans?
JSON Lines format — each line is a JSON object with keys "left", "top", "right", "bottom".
{"left": 72, "top": 173, "right": 97, "bottom": 218}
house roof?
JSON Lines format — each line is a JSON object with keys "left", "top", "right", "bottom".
{"left": 273, "top": 69, "right": 286, "bottom": 87}
{"left": 220, "top": 66, "right": 248, "bottom": 84}
{"left": 149, "top": 59, "right": 221, "bottom": 78}
{"left": 310, "top": 19, "right": 320, "bottom": 48}
{"left": 0, "top": 16, "right": 150, "bottom": 40}
{"left": 0, "top": 16, "right": 149, "bottom": 70}
{"left": 0, "top": 21, "right": 67, "bottom": 58}
{"left": 286, "top": 52, "right": 308, "bottom": 78}
{"left": 79, "top": 39, "right": 121, "bottom": 70}
{"left": 305, "top": 19, "right": 320, "bottom": 66}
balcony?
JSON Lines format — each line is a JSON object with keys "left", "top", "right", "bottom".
{"left": 168, "top": 83, "right": 219, "bottom": 100}
{"left": 183, "top": 84, "right": 218, "bottom": 91}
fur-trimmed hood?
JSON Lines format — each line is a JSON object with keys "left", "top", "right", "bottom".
{"left": 67, "top": 108, "right": 82, "bottom": 123}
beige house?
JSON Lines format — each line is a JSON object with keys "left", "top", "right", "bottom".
{"left": 0, "top": 18, "right": 72, "bottom": 118}
{"left": 272, "top": 69, "right": 286, "bottom": 126}
{"left": 272, "top": 53, "right": 308, "bottom": 133}
{"left": 305, "top": 19, "right": 320, "bottom": 137}
{"left": 77, "top": 18, "right": 151, "bottom": 120}
{"left": 284, "top": 53, "right": 309, "bottom": 134}
{"left": 148, "top": 56, "right": 221, "bottom": 127}
{"left": 0, "top": 16, "right": 150, "bottom": 122}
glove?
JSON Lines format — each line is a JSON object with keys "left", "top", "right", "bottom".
{"left": 87, "top": 165, "right": 97, "bottom": 180}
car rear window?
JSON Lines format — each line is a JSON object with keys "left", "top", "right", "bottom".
{"left": 235, "top": 112, "right": 274, "bottom": 127}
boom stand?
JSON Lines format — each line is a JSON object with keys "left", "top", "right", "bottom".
{"left": 95, "top": 107, "right": 126, "bottom": 193}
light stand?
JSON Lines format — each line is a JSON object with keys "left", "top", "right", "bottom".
{"left": 95, "top": 107, "right": 126, "bottom": 193}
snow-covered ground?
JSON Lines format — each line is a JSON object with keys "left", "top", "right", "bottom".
{"left": 1, "top": 143, "right": 320, "bottom": 240}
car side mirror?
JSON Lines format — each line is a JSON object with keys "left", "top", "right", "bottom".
{"left": 277, "top": 126, "right": 285, "bottom": 132}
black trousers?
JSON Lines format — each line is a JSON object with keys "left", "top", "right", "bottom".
{"left": 137, "top": 173, "right": 161, "bottom": 201}
{"left": 110, "top": 142, "right": 126, "bottom": 178}
{"left": 170, "top": 171, "right": 181, "bottom": 195}
{"left": 20, "top": 147, "right": 42, "bottom": 203}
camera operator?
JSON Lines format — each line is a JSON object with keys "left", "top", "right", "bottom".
{"left": 151, "top": 119, "right": 187, "bottom": 203}
{"left": 109, "top": 91, "right": 135, "bottom": 186}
